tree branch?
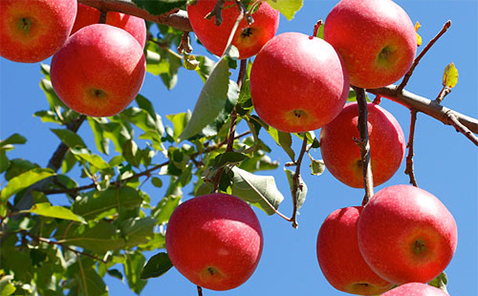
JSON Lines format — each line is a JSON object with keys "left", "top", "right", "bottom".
{"left": 290, "top": 135, "right": 308, "bottom": 229}
{"left": 78, "top": 0, "right": 193, "bottom": 31}
{"left": 353, "top": 87, "right": 374, "bottom": 205}
{"left": 367, "top": 85, "right": 478, "bottom": 136}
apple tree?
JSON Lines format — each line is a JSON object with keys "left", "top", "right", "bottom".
{"left": 0, "top": 0, "right": 477, "bottom": 295}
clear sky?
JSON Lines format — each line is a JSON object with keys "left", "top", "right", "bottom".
{"left": 0, "top": 1, "right": 477, "bottom": 295}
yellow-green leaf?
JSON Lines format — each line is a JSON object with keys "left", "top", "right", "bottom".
{"left": 1, "top": 168, "right": 55, "bottom": 202}
{"left": 443, "top": 62, "right": 458, "bottom": 88}
{"left": 266, "top": 0, "right": 303, "bottom": 20}
{"left": 28, "top": 202, "right": 86, "bottom": 224}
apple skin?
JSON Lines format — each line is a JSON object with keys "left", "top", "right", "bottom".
{"left": 0, "top": 0, "right": 77, "bottom": 63}
{"left": 50, "top": 24, "right": 146, "bottom": 117}
{"left": 324, "top": 0, "right": 417, "bottom": 89}
{"left": 165, "top": 193, "right": 263, "bottom": 291}
{"left": 358, "top": 185, "right": 458, "bottom": 285}
{"left": 319, "top": 102, "right": 406, "bottom": 188}
{"left": 381, "top": 282, "right": 449, "bottom": 296}
{"left": 317, "top": 206, "right": 394, "bottom": 295}
{"left": 71, "top": 3, "right": 146, "bottom": 48}
{"left": 250, "top": 32, "right": 349, "bottom": 133}
{"left": 187, "top": 0, "right": 279, "bottom": 59}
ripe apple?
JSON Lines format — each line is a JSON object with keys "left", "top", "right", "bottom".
{"left": 358, "top": 185, "right": 458, "bottom": 284}
{"left": 71, "top": 3, "right": 146, "bottom": 48}
{"left": 319, "top": 102, "right": 406, "bottom": 188}
{"left": 381, "top": 282, "right": 449, "bottom": 295}
{"left": 324, "top": 0, "right": 417, "bottom": 89}
{"left": 317, "top": 206, "right": 394, "bottom": 295}
{"left": 187, "top": 0, "right": 279, "bottom": 59}
{"left": 0, "top": 0, "right": 77, "bottom": 63}
{"left": 50, "top": 24, "right": 146, "bottom": 117}
{"left": 165, "top": 193, "right": 263, "bottom": 291}
{"left": 250, "top": 32, "right": 349, "bottom": 133}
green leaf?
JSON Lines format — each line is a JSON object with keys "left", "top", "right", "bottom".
{"left": 167, "top": 111, "right": 192, "bottom": 141}
{"left": 0, "top": 133, "right": 27, "bottom": 148}
{"left": 88, "top": 117, "right": 110, "bottom": 155}
{"left": 140, "top": 252, "right": 173, "bottom": 279}
{"left": 124, "top": 251, "right": 147, "bottom": 294}
{"left": 132, "top": 0, "right": 187, "bottom": 16}
{"left": 310, "top": 158, "right": 325, "bottom": 176}
{"left": 28, "top": 202, "right": 86, "bottom": 224}
{"left": 70, "top": 148, "right": 111, "bottom": 171}
{"left": 266, "top": 0, "right": 303, "bottom": 20}
{"left": 0, "top": 151, "right": 9, "bottom": 174}
{"left": 443, "top": 62, "right": 458, "bottom": 88}
{"left": 231, "top": 167, "right": 284, "bottom": 215}
{"left": 284, "top": 168, "right": 307, "bottom": 210}
{"left": 0, "top": 275, "right": 16, "bottom": 296}
{"left": 195, "top": 55, "right": 216, "bottom": 82}
{"left": 120, "top": 217, "right": 156, "bottom": 248}
{"left": 315, "top": 19, "right": 324, "bottom": 39}
{"left": 107, "top": 269, "right": 124, "bottom": 281}
{"left": 68, "top": 259, "right": 108, "bottom": 296}
{"left": 72, "top": 186, "right": 143, "bottom": 221}
{"left": 1, "top": 168, "right": 55, "bottom": 202}
{"left": 213, "top": 152, "right": 249, "bottom": 169}
{"left": 153, "top": 195, "right": 181, "bottom": 224}
{"left": 151, "top": 177, "right": 163, "bottom": 188}
{"left": 50, "top": 128, "right": 86, "bottom": 149}
{"left": 428, "top": 272, "right": 448, "bottom": 293}
{"left": 56, "top": 220, "right": 124, "bottom": 254}
{"left": 179, "top": 57, "right": 239, "bottom": 140}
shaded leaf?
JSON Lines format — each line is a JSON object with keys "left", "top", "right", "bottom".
{"left": 167, "top": 111, "right": 192, "bottom": 141}
{"left": 285, "top": 168, "right": 307, "bottom": 210}
{"left": 0, "top": 133, "right": 27, "bottom": 148}
{"left": 28, "top": 203, "right": 86, "bottom": 224}
{"left": 213, "top": 152, "right": 249, "bottom": 169}
{"left": 72, "top": 186, "right": 143, "bottom": 221}
{"left": 0, "top": 275, "right": 16, "bottom": 296}
{"left": 310, "top": 158, "right": 325, "bottom": 176}
{"left": 1, "top": 168, "right": 55, "bottom": 202}
{"left": 120, "top": 217, "right": 156, "bottom": 248}
{"left": 231, "top": 167, "right": 284, "bottom": 215}
{"left": 153, "top": 195, "right": 181, "bottom": 224}
{"left": 124, "top": 251, "right": 147, "bottom": 294}
{"left": 140, "top": 252, "right": 173, "bottom": 279}
{"left": 179, "top": 57, "right": 239, "bottom": 140}
{"left": 70, "top": 148, "right": 110, "bottom": 170}
{"left": 132, "top": 0, "right": 187, "bottom": 16}
{"left": 428, "top": 272, "right": 448, "bottom": 293}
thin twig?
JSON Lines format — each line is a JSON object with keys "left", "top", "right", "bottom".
{"left": 313, "top": 19, "right": 323, "bottom": 38}
{"left": 352, "top": 86, "right": 374, "bottom": 205}
{"left": 98, "top": 10, "right": 108, "bottom": 23}
{"left": 447, "top": 112, "right": 478, "bottom": 146}
{"left": 28, "top": 233, "right": 108, "bottom": 264}
{"left": 177, "top": 32, "right": 193, "bottom": 54}
{"left": 197, "top": 286, "right": 204, "bottom": 296}
{"left": 234, "top": 0, "right": 253, "bottom": 24}
{"left": 290, "top": 135, "right": 308, "bottom": 229}
{"left": 398, "top": 20, "right": 452, "bottom": 92}
{"left": 405, "top": 110, "right": 419, "bottom": 187}
{"left": 435, "top": 86, "right": 452, "bottom": 104}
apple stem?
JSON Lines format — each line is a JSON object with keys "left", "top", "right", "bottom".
{"left": 352, "top": 87, "right": 374, "bottom": 205}
{"left": 98, "top": 10, "right": 108, "bottom": 24}
{"left": 405, "top": 110, "right": 419, "bottom": 187}
{"left": 197, "top": 285, "right": 204, "bottom": 296}
{"left": 398, "top": 20, "right": 452, "bottom": 92}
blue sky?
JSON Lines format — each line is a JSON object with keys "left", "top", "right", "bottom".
{"left": 1, "top": 1, "right": 477, "bottom": 295}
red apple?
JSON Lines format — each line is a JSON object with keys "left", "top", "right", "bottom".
{"left": 319, "top": 102, "right": 406, "bottom": 188}
{"left": 0, "top": 0, "right": 77, "bottom": 63}
{"left": 358, "top": 185, "right": 458, "bottom": 284}
{"left": 50, "top": 24, "right": 146, "bottom": 117}
{"left": 187, "top": 0, "right": 279, "bottom": 59}
{"left": 71, "top": 3, "right": 146, "bottom": 48}
{"left": 317, "top": 206, "right": 394, "bottom": 295}
{"left": 381, "top": 282, "right": 449, "bottom": 295}
{"left": 165, "top": 193, "right": 263, "bottom": 291}
{"left": 324, "top": 0, "right": 417, "bottom": 89}
{"left": 250, "top": 32, "right": 349, "bottom": 133}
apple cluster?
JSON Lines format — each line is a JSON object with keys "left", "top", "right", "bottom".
{"left": 0, "top": 0, "right": 147, "bottom": 117}
{"left": 166, "top": 0, "right": 458, "bottom": 294}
